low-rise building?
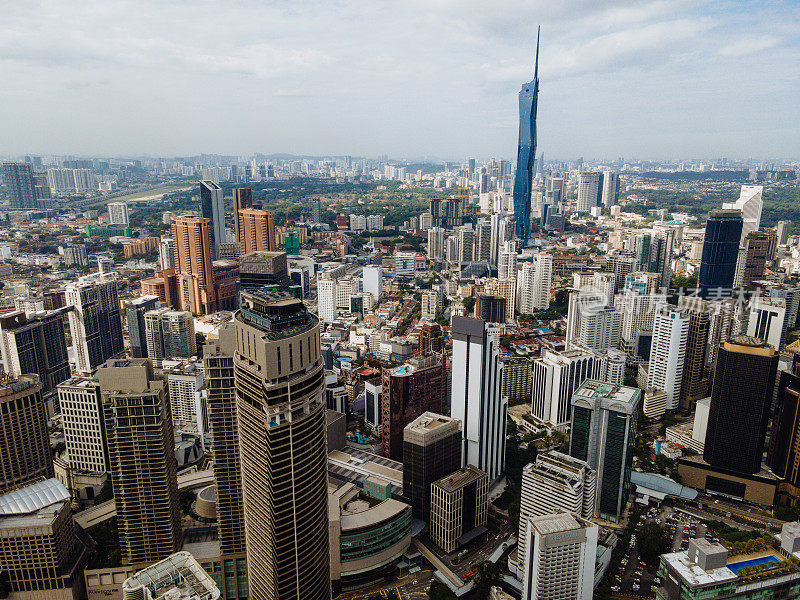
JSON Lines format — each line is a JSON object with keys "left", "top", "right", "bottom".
{"left": 0, "top": 479, "right": 88, "bottom": 599}
{"left": 121, "top": 551, "right": 220, "bottom": 600}
{"left": 656, "top": 537, "right": 800, "bottom": 600}
{"left": 429, "top": 465, "right": 488, "bottom": 554}
{"left": 329, "top": 482, "right": 412, "bottom": 592}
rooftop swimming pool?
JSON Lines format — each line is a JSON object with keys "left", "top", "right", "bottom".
{"left": 727, "top": 555, "right": 781, "bottom": 574}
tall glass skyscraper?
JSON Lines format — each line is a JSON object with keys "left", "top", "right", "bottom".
{"left": 698, "top": 209, "right": 743, "bottom": 298}
{"left": 512, "top": 27, "right": 540, "bottom": 247}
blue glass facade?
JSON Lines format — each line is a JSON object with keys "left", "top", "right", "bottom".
{"left": 698, "top": 210, "right": 743, "bottom": 298}
{"left": 512, "top": 28, "right": 540, "bottom": 247}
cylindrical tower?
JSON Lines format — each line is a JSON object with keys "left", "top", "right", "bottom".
{"left": 234, "top": 288, "right": 330, "bottom": 600}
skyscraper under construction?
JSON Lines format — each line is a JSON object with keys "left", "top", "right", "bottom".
{"left": 234, "top": 288, "right": 330, "bottom": 600}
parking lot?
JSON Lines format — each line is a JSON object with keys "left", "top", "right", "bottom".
{"left": 609, "top": 504, "right": 729, "bottom": 597}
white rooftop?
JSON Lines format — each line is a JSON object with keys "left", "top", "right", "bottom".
{"left": 122, "top": 551, "right": 220, "bottom": 600}
{"left": 530, "top": 512, "right": 581, "bottom": 535}
{"left": 0, "top": 478, "right": 70, "bottom": 515}
{"left": 662, "top": 551, "right": 737, "bottom": 587}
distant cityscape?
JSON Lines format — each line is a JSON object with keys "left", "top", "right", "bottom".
{"left": 2, "top": 15, "right": 800, "bottom": 600}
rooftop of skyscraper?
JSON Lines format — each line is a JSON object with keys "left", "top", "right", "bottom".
{"left": 238, "top": 286, "right": 315, "bottom": 340}
{"left": 573, "top": 379, "right": 640, "bottom": 410}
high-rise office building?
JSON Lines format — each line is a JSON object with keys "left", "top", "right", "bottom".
{"left": 705, "top": 298, "right": 738, "bottom": 367}
{"left": 618, "top": 292, "right": 664, "bottom": 355}
{"left": 58, "top": 375, "right": 109, "bottom": 475}
{"left": 2, "top": 162, "right": 37, "bottom": 208}
{"left": 200, "top": 180, "right": 225, "bottom": 258}
{"left": 239, "top": 209, "right": 277, "bottom": 254}
{"left": 520, "top": 512, "right": 598, "bottom": 600}
{"left": 473, "top": 219, "right": 492, "bottom": 262}
{"left": 502, "top": 356, "right": 533, "bottom": 405}
{"left": 519, "top": 253, "right": 552, "bottom": 314}
{"left": 64, "top": 243, "right": 89, "bottom": 267}
{"left": 166, "top": 362, "right": 204, "bottom": 430}
{"left": 678, "top": 297, "right": 710, "bottom": 410}
{"left": 765, "top": 284, "right": 800, "bottom": 345}
{"left": 125, "top": 296, "right": 161, "bottom": 358}
{"left": 158, "top": 236, "right": 175, "bottom": 270}
{"left": 703, "top": 336, "right": 778, "bottom": 475}
{"left": 698, "top": 209, "right": 743, "bottom": 298}
{"left": 476, "top": 294, "right": 507, "bottom": 323}
{"left": 498, "top": 240, "right": 518, "bottom": 280}
{"left": 514, "top": 452, "right": 596, "bottom": 579}
{"left": 234, "top": 288, "right": 330, "bottom": 600}
{"left": 647, "top": 303, "right": 690, "bottom": 411}
{"left": 722, "top": 185, "right": 763, "bottom": 244}
{"left": 362, "top": 265, "right": 383, "bottom": 301}
{"left": 605, "top": 254, "right": 636, "bottom": 293}
{"left": 107, "top": 202, "right": 130, "bottom": 225}
{"left": 311, "top": 197, "right": 321, "bottom": 223}
{"left": 512, "top": 28, "right": 540, "bottom": 247}
{"left": 746, "top": 296, "right": 786, "bottom": 350}
{"left": 570, "top": 380, "right": 640, "bottom": 522}
{"left": 402, "top": 412, "right": 462, "bottom": 521}
{"left": 66, "top": 272, "right": 124, "bottom": 373}
{"left": 233, "top": 187, "right": 254, "bottom": 246}
{"left": 144, "top": 307, "right": 196, "bottom": 366}
{"left": 777, "top": 220, "right": 792, "bottom": 245}
{"left": 427, "top": 226, "right": 445, "bottom": 261}
{"left": 98, "top": 358, "right": 181, "bottom": 565}
{"left": 575, "top": 304, "right": 621, "bottom": 352}
{"left": 0, "top": 376, "right": 52, "bottom": 494}
{"left": 0, "top": 308, "right": 71, "bottom": 392}
{"left": 382, "top": 354, "right": 446, "bottom": 461}
{"left": 450, "top": 317, "right": 506, "bottom": 481}
{"left": 172, "top": 215, "right": 217, "bottom": 315}
{"left": 576, "top": 171, "right": 602, "bottom": 212}
{"left": 600, "top": 170, "right": 620, "bottom": 207}
{"left": 239, "top": 250, "right": 289, "bottom": 289}
{"left": 768, "top": 343, "right": 800, "bottom": 505}
{"left": 532, "top": 348, "right": 599, "bottom": 428}
{"left": 203, "top": 324, "right": 246, "bottom": 556}
{"left": 742, "top": 231, "right": 771, "bottom": 286}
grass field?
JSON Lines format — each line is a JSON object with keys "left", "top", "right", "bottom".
{"left": 86, "top": 184, "right": 193, "bottom": 207}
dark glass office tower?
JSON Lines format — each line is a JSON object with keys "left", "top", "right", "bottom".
{"left": 698, "top": 209, "right": 743, "bottom": 298}
{"left": 402, "top": 412, "right": 461, "bottom": 521}
{"left": 512, "top": 27, "right": 540, "bottom": 247}
{"left": 703, "top": 336, "right": 778, "bottom": 475}
{"left": 200, "top": 180, "right": 225, "bottom": 259}
{"left": 768, "top": 343, "right": 800, "bottom": 505}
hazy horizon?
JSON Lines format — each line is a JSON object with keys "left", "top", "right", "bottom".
{"left": 2, "top": 1, "right": 797, "bottom": 160}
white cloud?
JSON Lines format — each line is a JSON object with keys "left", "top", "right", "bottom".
{"left": 0, "top": 0, "right": 796, "bottom": 158}
{"left": 718, "top": 34, "right": 780, "bottom": 57}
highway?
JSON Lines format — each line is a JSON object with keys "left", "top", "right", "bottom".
{"left": 74, "top": 469, "right": 215, "bottom": 528}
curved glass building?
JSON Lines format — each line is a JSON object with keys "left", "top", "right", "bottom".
{"left": 512, "top": 27, "right": 540, "bottom": 247}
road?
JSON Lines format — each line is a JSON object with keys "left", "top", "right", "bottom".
{"left": 335, "top": 571, "right": 434, "bottom": 600}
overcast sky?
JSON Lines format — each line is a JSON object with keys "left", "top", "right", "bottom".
{"left": 1, "top": 1, "right": 798, "bottom": 161}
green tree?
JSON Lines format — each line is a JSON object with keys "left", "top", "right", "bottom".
{"left": 427, "top": 581, "right": 457, "bottom": 600}
{"left": 636, "top": 522, "right": 669, "bottom": 568}
{"left": 470, "top": 561, "right": 501, "bottom": 599}
{"left": 462, "top": 296, "right": 476, "bottom": 315}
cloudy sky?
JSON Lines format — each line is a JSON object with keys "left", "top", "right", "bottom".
{"left": 1, "top": 1, "right": 797, "bottom": 160}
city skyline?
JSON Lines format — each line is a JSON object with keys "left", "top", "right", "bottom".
{"left": 1, "top": 2, "right": 797, "bottom": 159}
